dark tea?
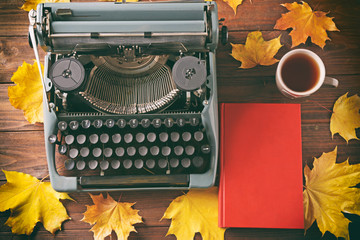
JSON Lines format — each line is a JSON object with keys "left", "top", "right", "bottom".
{"left": 281, "top": 53, "right": 320, "bottom": 92}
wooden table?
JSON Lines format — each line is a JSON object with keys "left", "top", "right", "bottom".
{"left": 1, "top": 0, "right": 359, "bottom": 239}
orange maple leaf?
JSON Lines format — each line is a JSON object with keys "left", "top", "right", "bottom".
{"left": 274, "top": 1, "right": 339, "bottom": 49}
{"left": 82, "top": 193, "right": 142, "bottom": 240}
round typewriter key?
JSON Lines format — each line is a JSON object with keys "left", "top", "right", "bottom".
{"left": 81, "top": 119, "right": 91, "bottom": 129}
{"left": 117, "top": 119, "right": 126, "bottom": 128}
{"left": 104, "top": 148, "right": 113, "bottom": 158}
{"left": 159, "top": 132, "right": 169, "bottom": 142}
{"left": 174, "top": 146, "right": 184, "bottom": 156}
{"left": 185, "top": 146, "right": 195, "bottom": 156}
{"left": 105, "top": 119, "right": 115, "bottom": 128}
{"left": 146, "top": 159, "right": 156, "bottom": 169}
{"left": 65, "top": 135, "right": 75, "bottom": 145}
{"left": 141, "top": 118, "right": 151, "bottom": 128}
{"left": 76, "top": 160, "right": 86, "bottom": 170}
{"left": 170, "top": 158, "right": 179, "bottom": 168}
{"left": 192, "top": 156, "right": 204, "bottom": 168}
{"left": 88, "top": 160, "right": 98, "bottom": 170}
{"left": 100, "top": 133, "right": 109, "bottom": 144}
{"left": 93, "top": 119, "right": 103, "bottom": 128}
{"left": 164, "top": 118, "right": 174, "bottom": 128}
{"left": 138, "top": 146, "right": 148, "bottom": 156}
{"left": 124, "top": 133, "right": 133, "bottom": 143}
{"left": 112, "top": 133, "right": 121, "bottom": 143}
{"left": 201, "top": 144, "right": 211, "bottom": 154}
{"left": 176, "top": 118, "right": 185, "bottom": 127}
{"left": 89, "top": 134, "right": 99, "bottom": 144}
{"left": 69, "top": 121, "right": 79, "bottom": 131}
{"left": 181, "top": 158, "right": 191, "bottom": 168}
{"left": 69, "top": 148, "right": 79, "bottom": 159}
{"left": 58, "top": 145, "right": 67, "bottom": 155}
{"left": 115, "top": 147, "right": 125, "bottom": 157}
{"left": 64, "top": 159, "right": 75, "bottom": 170}
{"left": 162, "top": 146, "right": 171, "bottom": 156}
{"left": 58, "top": 121, "right": 67, "bottom": 131}
{"left": 136, "top": 133, "right": 145, "bottom": 143}
{"left": 100, "top": 160, "right": 109, "bottom": 170}
{"left": 182, "top": 132, "right": 191, "bottom": 142}
{"left": 48, "top": 134, "right": 57, "bottom": 144}
{"left": 190, "top": 117, "right": 200, "bottom": 126}
{"left": 127, "top": 147, "right": 136, "bottom": 156}
{"left": 111, "top": 160, "right": 120, "bottom": 169}
{"left": 92, "top": 147, "right": 102, "bottom": 158}
{"left": 134, "top": 159, "right": 144, "bottom": 169}
{"left": 152, "top": 118, "right": 162, "bottom": 128}
{"left": 129, "top": 119, "right": 139, "bottom": 128}
{"left": 158, "top": 159, "right": 168, "bottom": 169}
{"left": 80, "top": 147, "right": 90, "bottom": 157}
{"left": 77, "top": 134, "right": 86, "bottom": 145}
{"left": 194, "top": 131, "right": 204, "bottom": 142}
{"left": 123, "top": 159, "right": 133, "bottom": 169}
{"left": 150, "top": 146, "right": 160, "bottom": 156}
{"left": 147, "top": 132, "right": 156, "bottom": 142}
{"left": 170, "top": 132, "right": 180, "bottom": 142}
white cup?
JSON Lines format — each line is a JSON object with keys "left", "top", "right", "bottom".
{"left": 276, "top": 49, "right": 338, "bottom": 98}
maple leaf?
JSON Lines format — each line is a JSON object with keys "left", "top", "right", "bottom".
{"left": 223, "top": 0, "right": 243, "bottom": 14}
{"left": 274, "top": 1, "right": 339, "bottom": 49}
{"left": 303, "top": 147, "right": 360, "bottom": 240}
{"left": 161, "top": 187, "right": 226, "bottom": 240}
{"left": 0, "top": 170, "right": 72, "bottom": 235}
{"left": 21, "top": 0, "right": 70, "bottom": 12}
{"left": 8, "top": 61, "right": 44, "bottom": 124}
{"left": 330, "top": 93, "right": 360, "bottom": 142}
{"left": 230, "top": 31, "right": 282, "bottom": 69}
{"left": 81, "top": 193, "right": 143, "bottom": 240}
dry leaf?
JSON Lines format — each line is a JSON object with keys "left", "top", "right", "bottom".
{"left": 21, "top": 0, "right": 70, "bottom": 12}
{"left": 303, "top": 147, "right": 360, "bottom": 240}
{"left": 274, "top": 1, "right": 339, "bottom": 48}
{"left": 230, "top": 31, "right": 282, "bottom": 69}
{"left": 82, "top": 193, "right": 143, "bottom": 240}
{"left": 330, "top": 93, "right": 360, "bottom": 142}
{"left": 223, "top": 0, "right": 243, "bottom": 14}
{"left": 0, "top": 170, "right": 72, "bottom": 235}
{"left": 8, "top": 61, "right": 44, "bottom": 124}
{"left": 162, "top": 187, "right": 226, "bottom": 240}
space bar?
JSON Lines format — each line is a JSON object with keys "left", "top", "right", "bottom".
{"left": 80, "top": 175, "right": 189, "bottom": 188}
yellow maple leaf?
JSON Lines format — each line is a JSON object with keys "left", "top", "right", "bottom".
{"left": 274, "top": 1, "right": 339, "bottom": 49}
{"left": 330, "top": 93, "right": 360, "bottom": 142}
{"left": 303, "top": 147, "right": 360, "bottom": 240}
{"left": 21, "top": 0, "right": 70, "bottom": 11}
{"left": 223, "top": 0, "right": 243, "bottom": 14}
{"left": 0, "top": 170, "right": 72, "bottom": 235}
{"left": 81, "top": 193, "right": 143, "bottom": 240}
{"left": 8, "top": 61, "right": 44, "bottom": 124}
{"left": 161, "top": 187, "right": 226, "bottom": 240}
{"left": 230, "top": 31, "right": 282, "bottom": 69}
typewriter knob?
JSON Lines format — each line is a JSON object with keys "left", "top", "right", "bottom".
{"left": 220, "top": 26, "right": 228, "bottom": 45}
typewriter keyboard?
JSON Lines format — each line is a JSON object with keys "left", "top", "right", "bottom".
{"left": 51, "top": 114, "right": 211, "bottom": 177}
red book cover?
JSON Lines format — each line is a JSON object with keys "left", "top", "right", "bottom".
{"left": 219, "top": 103, "right": 304, "bottom": 229}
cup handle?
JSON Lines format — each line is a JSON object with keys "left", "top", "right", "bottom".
{"left": 324, "top": 76, "right": 339, "bottom": 87}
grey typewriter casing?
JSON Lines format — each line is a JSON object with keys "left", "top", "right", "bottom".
{"left": 30, "top": 1, "right": 221, "bottom": 192}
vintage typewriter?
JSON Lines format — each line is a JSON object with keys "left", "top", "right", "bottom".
{"left": 28, "top": 1, "right": 227, "bottom": 192}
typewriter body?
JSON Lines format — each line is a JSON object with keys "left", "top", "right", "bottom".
{"left": 29, "top": 1, "right": 223, "bottom": 192}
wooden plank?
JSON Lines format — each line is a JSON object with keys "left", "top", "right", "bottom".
{"left": 0, "top": 85, "right": 44, "bottom": 132}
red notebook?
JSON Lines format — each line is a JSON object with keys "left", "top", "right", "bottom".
{"left": 219, "top": 103, "right": 304, "bottom": 229}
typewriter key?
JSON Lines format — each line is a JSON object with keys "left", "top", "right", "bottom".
{"left": 129, "top": 119, "right": 139, "bottom": 128}
{"left": 152, "top": 118, "right": 162, "bottom": 128}
{"left": 162, "top": 146, "right": 171, "bottom": 156}
{"left": 134, "top": 159, "right": 144, "bottom": 169}
{"left": 194, "top": 131, "right": 204, "bottom": 142}
{"left": 112, "top": 133, "right": 121, "bottom": 143}
{"left": 58, "top": 121, "right": 67, "bottom": 131}
{"left": 81, "top": 120, "right": 91, "bottom": 129}
{"left": 150, "top": 146, "right": 160, "bottom": 156}
{"left": 141, "top": 119, "right": 151, "bottom": 128}
{"left": 124, "top": 133, "right": 133, "bottom": 143}
{"left": 92, "top": 148, "right": 102, "bottom": 158}
{"left": 170, "top": 132, "right": 180, "bottom": 142}
{"left": 69, "top": 121, "right": 79, "bottom": 131}
{"left": 147, "top": 132, "right": 156, "bottom": 143}
{"left": 58, "top": 145, "right": 67, "bottom": 155}
{"left": 69, "top": 148, "right": 79, "bottom": 159}
{"left": 146, "top": 159, "right": 156, "bottom": 169}
{"left": 185, "top": 146, "right": 195, "bottom": 156}
{"left": 64, "top": 159, "right": 75, "bottom": 170}
{"left": 80, "top": 147, "right": 90, "bottom": 158}
{"left": 105, "top": 119, "right": 115, "bottom": 128}
{"left": 181, "top": 158, "right": 191, "bottom": 168}
{"left": 182, "top": 132, "right": 191, "bottom": 142}
{"left": 127, "top": 147, "right": 136, "bottom": 156}
{"left": 158, "top": 159, "right": 168, "bottom": 169}
{"left": 115, "top": 147, "right": 125, "bottom": 157}
{"left": 77, "top": 134, "right": 86, "bottom": 145}
{"left": 136, "top": 133, "right": 145, "bottom": 143}
{"left": 89, "top": 134, "right": 99, "bottom": 144}
{"left": 174, "top": 146, "right": 184, "bottom": 156}
{"left": 123, "top": 159, "right": 132, "bottom": 169}
{"left": 176, "top": 118, "right": 185, "bottom": 127}
{"left": 190, "top": 117, "right": 200, "bottom": 126}
{"left": 117, "top": 119, "right": 126, "bottom": 128}
{"left": 88, "top": 160, "right": 98, "bottom": 170}
{"left": 76, "top": 160, "right": 86, "bottom": 170}
{"left": 93, "top": 119, "right": 103, "bottom": 128}
{"left": 170, "top": 158, "right": 179, "bottom": 168}
{"left": 100, "top": 133, "right": 109, "bottom": 144}
{"left": 48, "top": 134, "right": 57, "bottom": 144}
{"left": 164, "top": 118, "right": 174, "bottom": 128}
{"left": 111, "top": 160, "right": 120, "bottom": 169}
{"left": 192, "top": 157, "right": 204, "bottom": 168}
{"left": 103, "top": 148, "right": 113, "bottom": 158}
{"left": 138, "top": 146, "right": 148, "bottom": 156}
{"left": 65, "top": 135, "right": 75, "bottom": 145}
{"left": 159, "top": 132, "right": 169, "bottom": 142}
{"left": 100, "top": 160, "right": 109, "bottom": 170}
